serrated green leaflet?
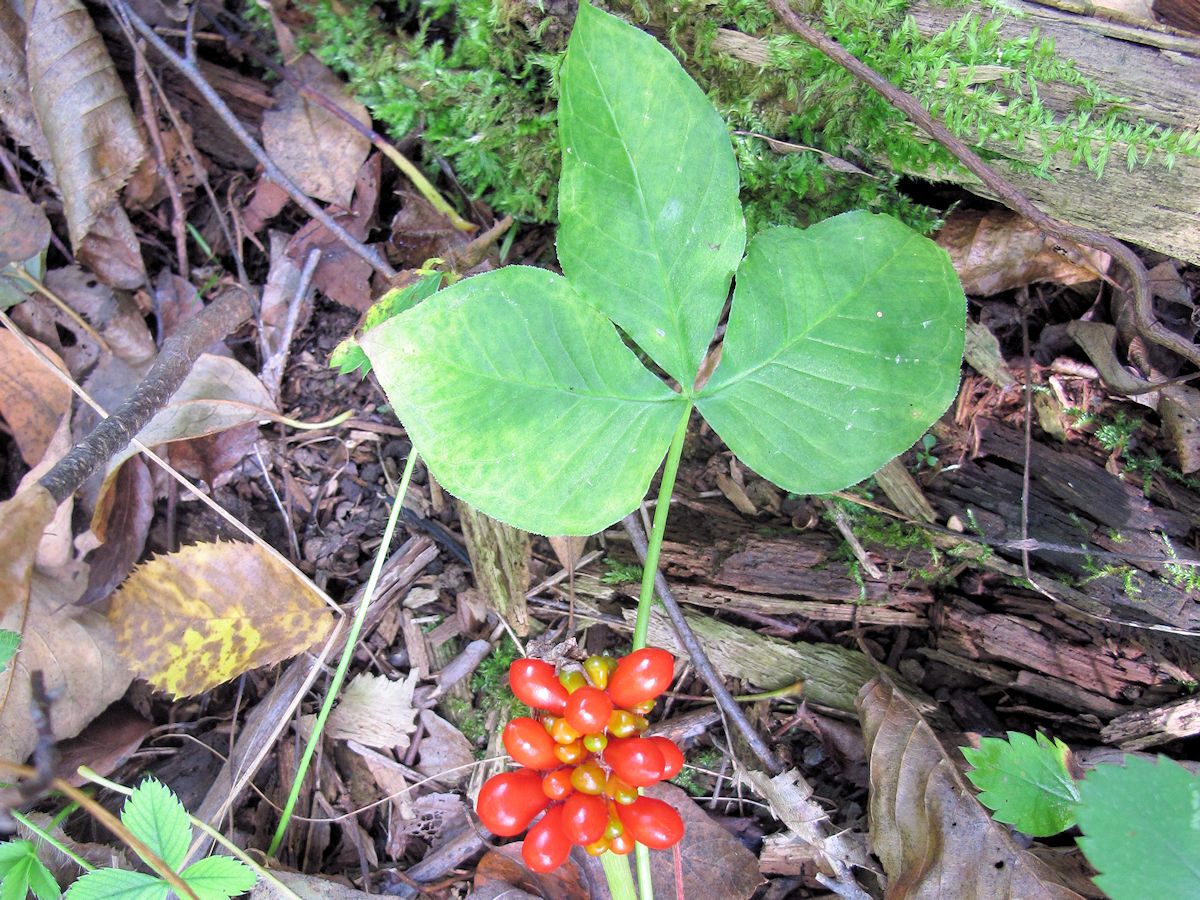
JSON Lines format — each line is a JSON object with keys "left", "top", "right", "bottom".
{"left": 0, "top": 840, "right": 58, "bottom": 900}
{"left": 362, "top": 3, "right": 965, "bottom": 537}
{"left": 962, "top": 731, "right": 1079, "bottom": 837}
{"left": 0, "top": 630, "right": 18, "bottom": 675}
{"left": 698, "top": 213, "right": 964, "bottom": 494}
{"left": 1076, "top": 755, "right": 1200, "bottom": 900}
{"left": 179, "top": 856, "right": 257, "bottom": 900}
{"left": 64, "top": 869, "right": 167, "bottom": 900}
{"left": 557, "top": 1, "right": 744, "bottom": 386}
{"left": 122, "top": 780, "right": 191, "bottom": 871}
{"left": 361, "top": 266, "right": 685, "bottom": 534}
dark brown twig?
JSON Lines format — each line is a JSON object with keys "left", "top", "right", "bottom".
{"left": 768, "top": 0, "right": 1200, "bottom": 371}
{"left": 37, "top": 287, "right": 253, "bottom": 504}
{"left": 107, "top": 0, "right": 398, "bottom": 281}
{"left": 621, "top": 513, "right": 784, "bottom": 774}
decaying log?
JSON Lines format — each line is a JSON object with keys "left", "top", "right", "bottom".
{"left": 1100, "top": 693, "right": 1200, "bottom": 748}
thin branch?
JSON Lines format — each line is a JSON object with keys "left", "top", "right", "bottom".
{"left": 768, "top": 0, "right": 1200, "bottom": 371}
{"left": 622, "top": 513, "right": 784, "bottom": 774}
{"left": 37, "top": 287, "right": 253, "bottom": 504}
{"left": 107, "top": 0, "right": 398, "bottom": 281}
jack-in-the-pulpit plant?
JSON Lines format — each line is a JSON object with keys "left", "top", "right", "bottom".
{"left": 361, "top": 2, "right": 965, "bottom": 538}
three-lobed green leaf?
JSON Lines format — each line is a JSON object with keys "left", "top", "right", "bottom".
{"left": 0, "top": 839, "right": 60, "bottom": 900}
{"left": 362, "top": 3, "right": 965, "bottom": 536}
{"left": 961, "top": 731, "right": 1080, "bottom": 837}
{"left": 64, "top": 779, "right": 256, "bottom": 900}
{"left": 1075, "top": 755, "right": 1200, "bottom": 900}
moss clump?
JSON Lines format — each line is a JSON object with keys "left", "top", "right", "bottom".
{"left": 445, "top": 637, "right": 524, "bottom": 747}
{"left": 299, "top": 0, "right": 1200, "bottom": 233}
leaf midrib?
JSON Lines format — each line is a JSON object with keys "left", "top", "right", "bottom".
{"left": 699, "top": 233, "right": 913, "bottom": 401}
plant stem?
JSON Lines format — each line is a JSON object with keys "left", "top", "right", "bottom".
{"left": 601, "top": 850, "right": 639, "bottom": 900}
{"left": 11, "top": 809, "right": 94, "bottom": 872}
{"left": 636, "top": 842, "right": 655, "bottom": 900}
{"left": 267, "top": 452, "right": 418, "bottom": 858}
{"left": 632, "top": 404, "right": 691, "bottom": 651}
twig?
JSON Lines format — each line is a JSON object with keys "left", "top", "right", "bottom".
{"left": 107, "top": 0, "right": 398, "bottom": 281}
{"left": 37, "top": 287, "right": 252, "bottom": 504}
{"left": 768, "top": 0, "right": 1200, "bottom": 372}
{"left": 260, "top": 247, "right": 321, "bottom": 401}
{"left": 134, "top": 44, "right": 190, "bottom": 280}
{"left": 621, "top": 514, "right": 784, "bottom": 774}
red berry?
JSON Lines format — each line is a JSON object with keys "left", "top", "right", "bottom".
{"left": 509, "top": 659, "right": 569, "bottom": 714}
{"left": 604, "top": 737, "right": 667, "bottom": 788}
{"left": 609, "top": 831, "right": 635, "bottom": 855}
{"left": 616, "top": 796, "right": 685, "bottom": 850}
{"left": 565, "top": 686, "right": 614, "bottom": 735}
{"left": 647, "top": 736, "right": 684, "bottom": 779}
{"left": 522, "top": 805, "right": 572, "bottom": 872}
{"left": 608, "top": 648, "right": 674, "bottom": 709}
{"left": 503, "top": 717, "right": 560, "bottom": 770}
{"left": 542, "top": 767, "right": 574, "bottom": 801}
{"left": 476, "top": 769, "right": 548, "bottom": 836}
{"left": 562, "top": 792, "right": 609, "bottom": 846}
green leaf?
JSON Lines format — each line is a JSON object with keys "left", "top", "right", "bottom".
{"left": 180, "top": 856, "right": 257, "bottom": 900}
{"left": 361, "top": 266, "right": 685, "bottom": 535}
{"left": 0, "top": 630, "right": 19, "bottom": 675}
{"left": 1076, "top": 755, "right": 1200, "bottom": 899}
{"left": 698, "top": 212, "right": 965, "bottom": 493}
{"left": 557, "top": 2, "right": 745, "bottom": 386}
{"left": 330, "top": 271, "right": 444, "bottom": 376}
{"left": 120, "top": 779, "right": 191, "bottom": 871}
{"left": 64, "top": 869, "right": 166, "bottom": 900}
{"left": 961, "top": 731, "right": 1080, "bottom": 836}
{"left": 0, "top": 840, "right": 59, "bottom": 900}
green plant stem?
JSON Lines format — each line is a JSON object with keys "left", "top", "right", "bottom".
{"left": 11, "top": 809, "right": 94, "bottom": 872}
{"left": 632, "top": 404, "right": 691, "bottom": 651}
{"left": 266, "top": 451, "right": 418, "bottom": 858}
{"left": 601, "top": 850, "right": 639, "bottom": 900}
{"left": 623, "top": 404, "right": 691, "bottom": 900}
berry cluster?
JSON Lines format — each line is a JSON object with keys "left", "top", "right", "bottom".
{"left": 475, "top": 648, "right": 685, "bottom": 872}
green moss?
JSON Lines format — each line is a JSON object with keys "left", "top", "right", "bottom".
{"left": 444, "top": 637, "right": 525, "bottom": 747}
{"left": 298, "top": 0, "right": 1200, "bottom": 233}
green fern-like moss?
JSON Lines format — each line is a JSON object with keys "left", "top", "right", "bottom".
{"left": 298, "top": 0, "right": 1200, "bottom": 233}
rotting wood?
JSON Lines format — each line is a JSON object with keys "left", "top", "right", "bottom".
{"left": 1100, "top": 693, "right": 1200, "bottom": 748}
{"left": 456, "top": 500, "right": 531, "bottom": 636}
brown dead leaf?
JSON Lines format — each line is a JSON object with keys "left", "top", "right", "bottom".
{"left": 936, "top": 209, "right": 1109, "bottom": 296}
{"left": 251, "top": 871, "right": 374, "bottom": 899}
{"left": 0, "top": 485, "right": 56, "bottom": 618}
{"left": 261, "top": 55, "right": 371, "bottom": 208}
{"left": 19, "top": 812, "right": 130, "bottom": 882}
{"left": 474, "top": 844, "right": 590, "bottom": 900}
{"left": 388, "top": 191, "right": 470, "bottom": 270}
{"left": 286, "top": 153, "right": 381, "bottom": 311}
{"left": 0, "top": 2, "right": 51, "bottom": 163}
{"left": 304, "top": 670, "right": 419, "bottom": 748}
{"left": 54, "top": 702, "right": 152, "bottom": 785}
{"left": 153, "top": 271, "right": 205, "bottom": 342}
{"left": 44, "top": 266, "right": 155, "bottom": 366}
{"left": 108, "top": 540, "right": 334, "bottom": 698}
{"left": 0, "top": 190, "right": 51, "bottom": 266}
{"left": 81, "top": 457, "right": 153, "bottom": 606}
{"left": 26, "top": 0, "right": 146, "bottom": 251}
{"left": 241, "top": 177, "right": 292, "bottom": 234}
{"left": 857, "top": 676, "right": 1082, "bottom": 898}
{"left": 0, "top": 563, "right": 133, "bottom": 764}
{"left": 0, "top": 330, "right": 70, "bottom": 465}
{"left": 75, "top": 204, "right": 147, "bottom": 290}
{"left": 416, "top": 710, "right": 475, "bottom": 786}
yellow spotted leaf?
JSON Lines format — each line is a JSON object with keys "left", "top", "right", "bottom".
{"left": 108, "top": 541, "right": 334, "bottom": 698}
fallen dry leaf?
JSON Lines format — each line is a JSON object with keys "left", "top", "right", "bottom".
{"left": 0, "top": 484, "right": 56, "bottom": 618}
{"left": 44, "top": 265, "right": 156, "bottom": 366}
{"left": 261, "top": 54, "right": 371, "bottom": 208}
{"left": 305, "top": 670, "right": 419, "bottom": 748}
{"left": 936, "top": 209, "right": 1109, "bottom": 296}
{"left": 19, "top": 812, "right": 130, "bottom": 882}
{"left": 108, "top": 540, "right": 334, "bottom": 698}
{"left": 0, "top": 2, "right": 52, "bottom": 163}
{"left": 251, "top": 871, "right": 374, "bottom": 899}
{"left": 0, "top": 189, "right": 51, "bottom": 266}
{"left": 857, "top": 676, "right": 1082, "bottom": 898}
{"left": 75, "top": 204, "right": 146, "bottom": 289}
{"left": 81, "top": 457, "right": 153, "bottom": 606}
{"left": 0, "top": 330, "right": 71, "bottom": 466}
{"left": 416, "top": 710, "right": 475, "bottom": 786}
{"left": 0, "top": 563, "right": 133, "bottom": 764}
{"left": 25, "top": 0, "right": 146, "bottom": 251}
{"left": 474, "top": 843, "right": 590, "bottom": 900}
{"left": 54, "top": 702, "right": 153, "bottom": 785}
